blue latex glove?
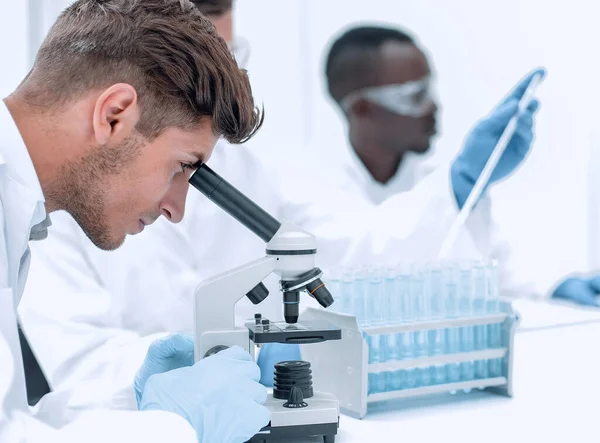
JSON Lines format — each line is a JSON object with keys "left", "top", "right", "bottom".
{"left": 451, "top": 68, "right": 545, "bottom": 209}
{"left": 140, "top": 346, "right": 270, "bottom": 443}
{"left": 134, "top": 333, "right": 195, "bottom": 407}
{"left": 257, "top": 343, "right": 302, "bottom": 387}
{"left": 552, "top": 276, "right": 600, "bottom": 307}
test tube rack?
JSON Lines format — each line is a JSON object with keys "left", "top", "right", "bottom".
{"left": 299, "top": 300, "right": 519, "bottom": 419}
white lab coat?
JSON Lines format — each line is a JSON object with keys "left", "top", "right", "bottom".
{"left": 330, "top": 142, "right": 438, "bottom": 204}
{"left": 19, "top": 134, "right": 505, "bottom": 417}
{"left": 0, "top": 101, "right": 198, "bottom": 442}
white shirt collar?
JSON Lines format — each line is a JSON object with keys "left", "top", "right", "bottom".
{"left": 0, "top": 99, "right": 49, "bottom": 240}
{"left": 341, "top": 139, "right": 435, "bottom": 205}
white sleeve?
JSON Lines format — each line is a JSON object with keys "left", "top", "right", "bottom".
{"left": 5, "top": 408, "right": 197, "bottom": 443}
{"left": 19, "top": 215, "right": 166, "bottom": 414}
{"left": 1, "top": 308, "right": 196, "bottom": 443}
{"left": 279, "top": 166, "right": 489, "bottom": 268}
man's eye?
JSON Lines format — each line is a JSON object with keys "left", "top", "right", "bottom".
{"left": 180, "top": 163, "right": 195, "bottom": 173}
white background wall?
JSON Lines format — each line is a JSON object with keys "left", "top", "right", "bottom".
{"left": 18, "top": 0, "right": 600, "bottom": 289}
{"left": 0, "top": 3, "right": 28, "bottom": 113}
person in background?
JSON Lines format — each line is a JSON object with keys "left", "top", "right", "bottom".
{"left": 19, "top": 0, "right": 543, "bottom": 424}
{"left": 1, "top": 0, "right": 272, "bottom": 442}
{"left": 324, "top": 26, "right": 438, "bottom": 203}
{"left": 324, "top": 25, "right": 598, "bottom": 307}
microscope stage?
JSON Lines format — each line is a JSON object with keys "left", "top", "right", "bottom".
{"left": 247, "top": 319, "right": 341, "bottom": 345}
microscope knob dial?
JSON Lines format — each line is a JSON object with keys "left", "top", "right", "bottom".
{"left": 283, "top": 386, "right": 308, "bottom": 408}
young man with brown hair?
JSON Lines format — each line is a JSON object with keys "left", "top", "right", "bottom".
{"left": 0, "top": 1, "right": 270, "bottom": 442}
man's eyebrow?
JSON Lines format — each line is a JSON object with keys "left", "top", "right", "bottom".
{"left": 191, "top": 152, "right": 207, "bottom": 167}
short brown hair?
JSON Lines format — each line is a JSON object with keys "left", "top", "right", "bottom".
{"left": 191, "top": 0, "right": 232, "bottom": 16}
{"left": 22, "top": 0, "right": 261, "bottom": 143}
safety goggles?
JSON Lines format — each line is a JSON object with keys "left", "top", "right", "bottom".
{"left": 340, "top": 75, "right": 434, "bottom": 118}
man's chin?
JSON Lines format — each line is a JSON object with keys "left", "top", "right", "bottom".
{"left": 410, "top": 142, "right": 432, "bottom": 155}
{"left": 86, "top": 230, "right": 126, "bottom": 251}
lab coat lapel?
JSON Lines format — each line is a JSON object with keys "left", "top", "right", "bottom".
{"left": 2, "top": 172, "right": 39, "bottom": 303}
{"left": 0, "top": 288, "right": 29, "bottom": 413}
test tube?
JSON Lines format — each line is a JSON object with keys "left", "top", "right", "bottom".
{"left": 384, "top": 266, "right": 399, "bottom": 325}
{"left": 443, "top": 262, "right": 461, "bottom": 383}
{"left": 367, "top": 333, "right": 385, "bottom": 394}
{"left": 353, "top": 267, "right": 367, "bottom": 327}
{"left": 486, "top": 261, "right": 503, "bottom": 377}
{"left": 410, "top": 264, "right": 430, "bottom": 387}
{"left": 384, "top": 267, "right": 400, "bottom": 391}
{"left": 367, "top": 267, "right": 386, "bottom": 387}
{"left": 472, "top": 261, "right": 488, "bottom": 380}
{"left": 428, "top": 264, "right": 446, "bottom": 385}
{"left": 399, "top": 330, "right": 415, "bottom": 389}
{"left": 458, "top": 261, "right": 475, "bottom": 385}
{"left": 366, "top": 266, "right": 385, "bottom": 326}
{"left": 397, "top": 263, "right": 416, "bottom": 388}
{"left": 385, "top": 333, "right": 401, "bottom": 392}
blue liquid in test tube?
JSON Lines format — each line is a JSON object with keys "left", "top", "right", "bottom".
{"left": 458, "top": 263, "right": 475, "bottom": 385}
{"left": 473, "top": 262, "right": 488, "bottom": 380}
{"left": 384, "top": 267, "right": 401, "bottom": 391}
{"left": 428, "top": 265, "right": 445, "bottom": 385}
{"left": 397, "top": 265, "right": 416, "bottom": 388}
{"left": 443, "top": 264, "right": 460, "bottom": 383}
{"left": 367, "top": 267, "right": 387, "bottom": 392}
{"left": 486, "top": 262, "right": 503, "bottom": 377}
{"left": 411, "top": 266, "right": 430, "bottom": 387}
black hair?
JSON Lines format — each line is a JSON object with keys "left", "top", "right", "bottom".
{"left": 325, "top": 25, "right": 415, "bottom": 102}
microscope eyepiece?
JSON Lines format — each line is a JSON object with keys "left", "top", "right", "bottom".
{"left": 189, "top": 164, "right": 281, "bottom": 243}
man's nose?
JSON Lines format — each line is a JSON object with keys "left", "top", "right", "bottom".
{"left": 160, "top": 174, "right": 189, "bottom": 224}
{"left": 425, "top": 98, "right": 439, "bottom": 115}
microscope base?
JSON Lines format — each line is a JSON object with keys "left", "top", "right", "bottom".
{"left": 248, "top": 391, "right": 339, "bottom": 442}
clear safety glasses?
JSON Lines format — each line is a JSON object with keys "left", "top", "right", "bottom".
{"left": 341, "top": 75, "right": 435, "bottom": 118}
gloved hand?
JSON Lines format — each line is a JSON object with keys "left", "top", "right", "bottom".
{"left": 451, "top": 68, "right": 545, "bottom": 209}
{"left": 552, "top": 276, "right": 600, "bottom": 307}
{"left": 257, "top": 343, "right": 302, "bottom": 387}
{"left": 134, "top": 333, "right": 194, "bottom": 406}
{"left": 140, "top": 346, "right": 270, "bottom": 443}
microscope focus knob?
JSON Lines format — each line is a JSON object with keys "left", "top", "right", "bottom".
{"left": 283, "top": 386, "right": 308, "bottom": 409}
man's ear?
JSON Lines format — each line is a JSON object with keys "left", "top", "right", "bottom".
{"left": 92, "top": 83, "right": 140, "bottom": 146}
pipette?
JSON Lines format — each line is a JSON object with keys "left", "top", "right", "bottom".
{"left": 438, "top": 73, "right": 543, "bottom": 259}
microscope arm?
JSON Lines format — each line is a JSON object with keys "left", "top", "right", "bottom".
{"left": 194, "top": 256, "right": 277, "bottom": 360}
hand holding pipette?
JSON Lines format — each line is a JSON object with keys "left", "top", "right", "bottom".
{"left": 440, "top": 68, "right": 546, "bottom": 259}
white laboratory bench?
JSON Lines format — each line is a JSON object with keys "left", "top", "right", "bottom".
{"left": 512, "top": 297, "right": 600, "bottom": 331}
{"left": 281, "top": 304, "right": 600, "bottom": 443}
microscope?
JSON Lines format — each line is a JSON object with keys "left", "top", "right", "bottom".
{"left": 189, "top": 164, "right": 341, "bottom": 443}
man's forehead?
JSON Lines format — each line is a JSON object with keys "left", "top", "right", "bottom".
{"left": 377, "top": 41, "right": 430, "bottom": 86}
{"left": 160, "top": 124, "right": 218, "bottom": 155}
